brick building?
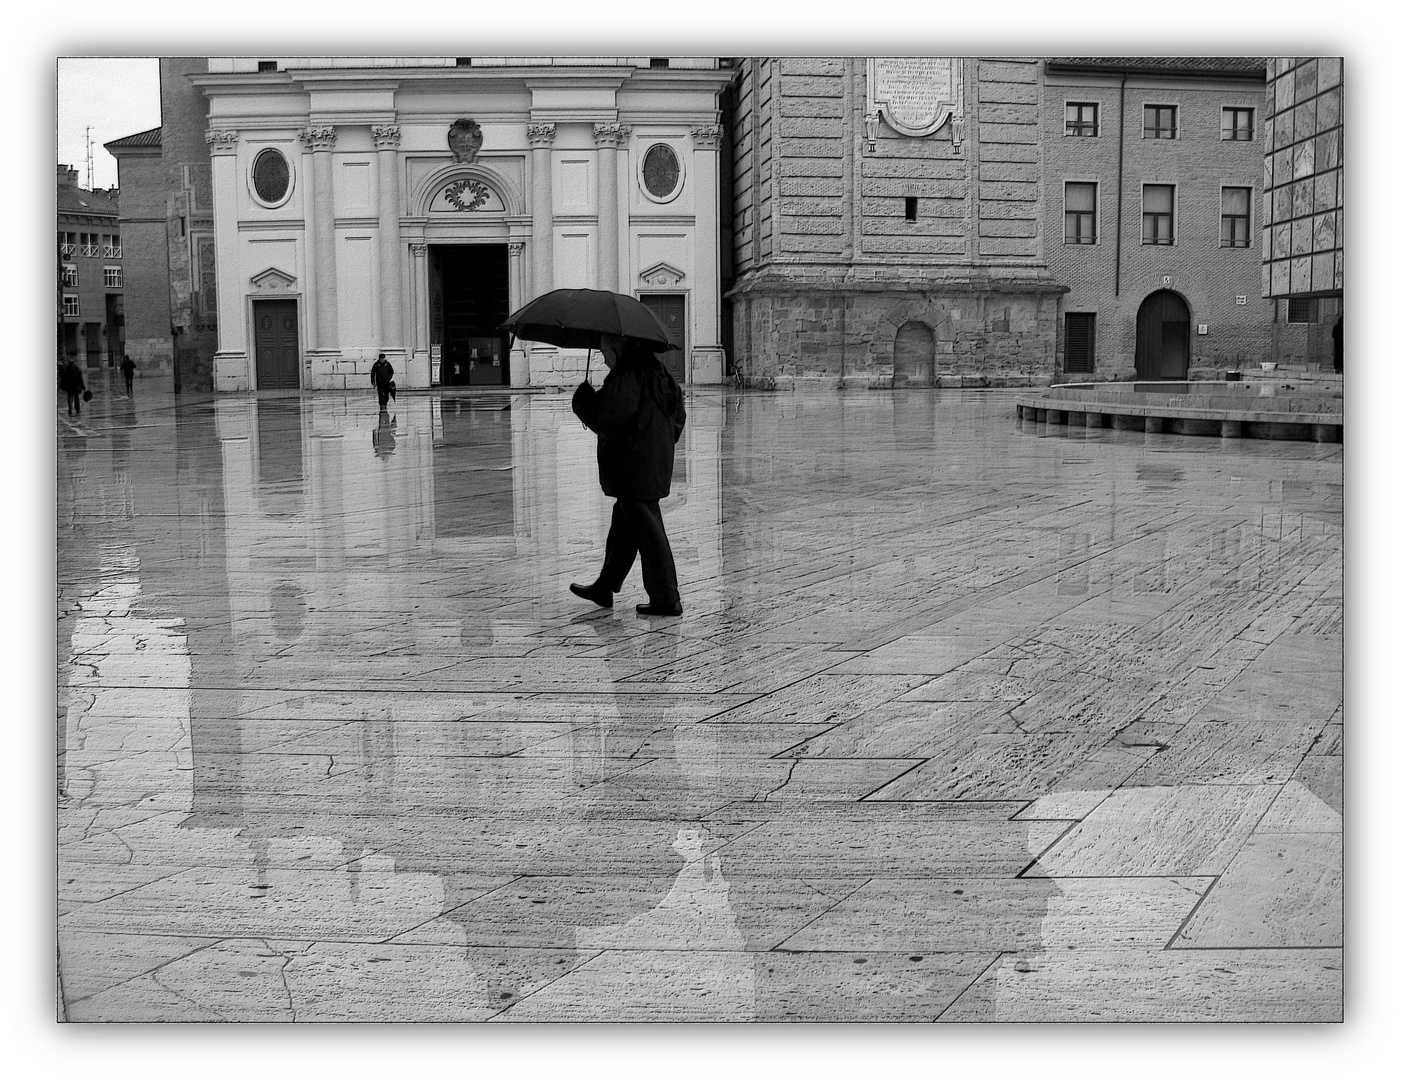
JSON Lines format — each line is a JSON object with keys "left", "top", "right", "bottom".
{"left": 57, "top": 165, "right": 124, "bottom": 369}
{"left": 1261, "top": 57, "right": 1343, "bottom": 370}
{"left": 1041, "top": 58, "right": 1271, "bottom": 380}
{"left": 106, "top": 58, "right": 218, "bottom": 390}
{"left": 724, "top": 57, "right": 1065, "bottom": 388}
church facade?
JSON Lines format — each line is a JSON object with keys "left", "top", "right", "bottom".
{"left": 190, "top": 58, "right": 732, "bottom": 391}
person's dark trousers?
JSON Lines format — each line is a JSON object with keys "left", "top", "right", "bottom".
{"left": 123, "top": 374, "right": 133, "bottom": 395}
{"left": 599, "top": 498, "right": 681, "bottom": 608}
{"left": 66, "top": 391, "right": 81, "bottom": 415}
{"left": 377, "top": 387, "right": 390, "bottom": 409}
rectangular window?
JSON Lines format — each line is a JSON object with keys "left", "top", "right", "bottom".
{"left": 80, "top": 233, "right": 98, "bottom": 257}
{"left": 1065, "top": 313, "right": 1096, "bottom": 373}
{"left": 1287, "top": 298, "right": 1317, "bottom": 323}
{"left": 1142, "top": 184, "right": 1175, "bottom": 245}
{"left": 905, "top": 197, "right": 918, "bottom": 222}
{"left": 649, "top": 58, "right": 670, "bottom": 69}
{"left": 1065, "top": 102, "right": 1099, "bottom": 137}
{"left": 62, "top": 295, "right": 80, "bottom": 317}
{"left": 1064, "top": 182, "right": 1098, "bottom": 244}
{"left": 1221, "top": 187, "right": 1251, "bottom": 247}
{"left": 61, "top": 264, "right": 78, "bottom": 287}
{"left": 104, "top": 235, "right": 122, "bottom": 258}
{"left": 1222, "top": 107, "right": 1254, "bottom": 141}
{"left": 1144, "top": 104, "right": 1178, "bottom": 139}
{"left": 59, "top": 232, "right": 75, "bottom": 256}
{"left": 104, "top": 266, "right": 123, "bottom": 288}
{"left": 257, "top": 60, "right": 278, "bottom": 72}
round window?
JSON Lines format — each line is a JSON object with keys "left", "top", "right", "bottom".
{"left": 252, "top": 148, "right": 290, "bottom": 204}
{"left": 641, "top": 143, "right": 681, "bottom": 201}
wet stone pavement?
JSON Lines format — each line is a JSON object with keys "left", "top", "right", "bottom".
{"left": 56, "top": 376, "right": 1343, "bottom": 1022}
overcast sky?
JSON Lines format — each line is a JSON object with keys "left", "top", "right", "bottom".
{"left": 56, "top": 57, "right": 161, "bottom": 190}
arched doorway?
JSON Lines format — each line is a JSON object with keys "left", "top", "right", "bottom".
{"left": 1135, "top": 290, "right": 1191, "bottom": 379}
{"left": 893, "top": 320, "right": 935, "bottom": 385}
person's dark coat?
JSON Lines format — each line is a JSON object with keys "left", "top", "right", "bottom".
{"left": 572, "top": 349, "right": 685, "bottom": 501}
{"left": 59, "top": 362, "right": 86, "bottom": 394}
{"left": 370, "top": 358, "right": 394, "bottom": 387}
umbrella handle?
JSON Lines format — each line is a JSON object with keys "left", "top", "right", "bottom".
{"left": 585, "top": 348, "right": 591, "bottom": 384}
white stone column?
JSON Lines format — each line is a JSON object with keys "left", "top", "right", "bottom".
{"left": 409, "top": 242, "right": 429, "bottom": 386}
{"left": 372, "top": 125, "right": 405, "bottom": 359}
{"left": 507, "top": 240, "right": 529, "bottom": 387}
{"left": 528, "top": 123, "right": 556, "bottom": 298}
{"left": 300, "top": 125, "right": 340, "bottom": 367}
{"left": 205, "top": 128, "right": 248, "bottom": 391}
{"left": 689, "top": 124, "right": 725, "bottom": 385}
{"left": 592, "top": 122, "right": 628, "bottom": 293}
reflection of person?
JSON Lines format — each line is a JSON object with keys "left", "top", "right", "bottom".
{"left": 372, "top": 410, "right": 397, "bottom": 459}
{"left": 370, "top": 352, "right": 395, "bottom": 410}
{"left": 570, "top": 334, "right": 686, "bottom": 617}
{"left": 59, "top": 358, "right": 86, "bottom": 416}
{"left": 1332, "top": 317, "right": 1342, "bottom": 374}
{"left": 120, "top": 354, "right": 136, "bottom": 395}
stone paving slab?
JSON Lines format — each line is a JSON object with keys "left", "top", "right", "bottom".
{"left": 56, "top": 387, "right": 1344, "bottom": 1023}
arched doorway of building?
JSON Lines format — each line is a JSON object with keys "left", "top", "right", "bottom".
{"left": 429, "top": 245, "right": 510, "bottom": 387}
{"left": 893, "top": 320, "right": 935, "bottom": 385}
{"left": 1134, "top": 290, "right": 1191, "bottom": 380}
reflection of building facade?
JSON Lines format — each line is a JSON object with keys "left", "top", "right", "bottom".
{"left": 57, "top": 166, "right": 123, "bottom": 369}
{"left": 189, "top": 58, "right": 732, "bottom": 392}
{"left": 1261, "top": 58, "right": 1343, "bottom": 369}
{"left": 105, "top": 58, "right": 218, "bottom": 388}
{"left": 724, "top": 58, "right": 1065, "bottom": 389}
{"left": 1040, "top": 58, "right": 1271, "bottom": 379}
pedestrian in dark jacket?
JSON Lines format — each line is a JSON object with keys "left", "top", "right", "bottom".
{"left": 370, "top": 353, "right": 395, "bottom": 410}
{"left": 570, "top": 334, "right": 687, "bottom": 616}
{"left": 120, "top": 355, "right": 136, "bottom": 395}
{"left": 59, "top": 359, "right": 86, "bottom": 416}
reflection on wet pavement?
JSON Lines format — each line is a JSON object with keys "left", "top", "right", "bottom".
{"left": 56, "top": 385, "right": 1342, "bottom": 1021}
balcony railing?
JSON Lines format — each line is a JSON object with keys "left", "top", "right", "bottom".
{"left": 79, "top": 244, "right": 99, "bottom": 258}
{"left": 103, "top": 245, "right": 122, "bottom": 259}
{"left": 59, "top": 244, "right": 75, "bottom": 257}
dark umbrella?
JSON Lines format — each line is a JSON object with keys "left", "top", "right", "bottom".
{"left": 500, "top": 288, "right": 676, "bottom": 380}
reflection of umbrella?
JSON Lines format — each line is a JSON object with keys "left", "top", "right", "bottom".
{"left": 500, "top": 288, "right": 676, "bottom": 353}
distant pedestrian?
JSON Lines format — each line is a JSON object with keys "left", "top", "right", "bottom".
{"left": 120, "top": 355, "right": 136, "bottom": 395}
{"left": 370, "top": 353, "right": 395, "bottom": 410}
{"left": 59, "top": 358, "right": 86, "bottom": 416}
{"left": 1332, "top": 317, "right": 1343, "bottom": 374}
{"left": 569, "top": 334, "right": 687, "bottom": 617}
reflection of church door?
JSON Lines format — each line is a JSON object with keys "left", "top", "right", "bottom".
{"left": 1134, "top": 290, "right": 1190, "bottom": 380}
{"left": 253, "top": 299, "right": 300, "bottom": 389}
{"left": 641, "top": 294, "right": 686, "bottom": 384}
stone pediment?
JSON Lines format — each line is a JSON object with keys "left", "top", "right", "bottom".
{"left": 639, "top": 261, "right": 686, "bottom": 288}
{"left": 251, "top": 267, "right": 298, "bottom": 292}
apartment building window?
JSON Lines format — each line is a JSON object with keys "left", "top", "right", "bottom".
{"left": 59, "top": 232, "right": 76, "bottom": 257}
{"left": 104, "top": 266, "right": 123, "bottom": 288}
{"left": 79, "top": 233, "right": 99, "bottom": 257}
{"left": 63, "top": 295, "right": 80, "bottom": 317}
{"left": 103, "top": 234, "right": 122, "bottom": 258}
{"left": 1065, "top": 102, "right": 1099, "bottom": 136}
{"left": 1064, "top": 182, "right": 1098, "bottom": 244}
{"left": 1142, "top": 185, "right": 1175, "bottom": 244}
{"left": 1065, "top": 313, "right": 1097, "bottom": 373}
{"left": 61, "top": 264, "right": 78, "bottom": 288}
{"left": 1144, "top": 104, "right": 1178, "bottom": 139}
{"left": 1221, "top": 187, "right": 1251, "bottom": 247}
{"left": 1222, "top": 107, "right": 1255, "bottom": 141}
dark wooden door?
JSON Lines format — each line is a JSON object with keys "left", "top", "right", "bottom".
{"left": 641, "top": 294, "right": 686, "bottom": 384}
{"left": 1134, "top": 290, "right": 1190, "bottom": 380}
{"left": 254, "top": 299, "right": 300, "bottom": 389}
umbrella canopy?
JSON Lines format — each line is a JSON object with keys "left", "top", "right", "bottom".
{"left": 500, "top": 288, "right": 676, "bottom": 352}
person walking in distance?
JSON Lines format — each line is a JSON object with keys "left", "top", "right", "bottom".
{"left": 120, "top": 355, "right": 136, "bottom": 396}
{"left": 59, "top": 356, "right": 86, "bottom": 416}
{"left": 370, "top": 353, "right": 395, "bottom": 410}
{"left": 570, "top": 333, "right": 687, "bottom": 617}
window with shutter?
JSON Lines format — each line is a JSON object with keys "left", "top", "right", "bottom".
{"left": 1065, "top": 313, "right": 1096, "bottom": 374}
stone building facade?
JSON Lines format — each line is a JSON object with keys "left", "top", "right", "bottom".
{"left": 57, "top": 166, "right": 123, "bottom": 369}
{"left": 1261, "top": 57, "right": 1343, "bottom": 369}
{"left": 187, "top": 57, "right": 732, "bottom": 392}
{"left": 106, "top": 57, "right": 219, "bottom": 390}
{"left": 724, "top": 57, "right": 1066, "bottom": 389}
{"left": 1041, "top": 58, "right": 1271, "bottom": 380}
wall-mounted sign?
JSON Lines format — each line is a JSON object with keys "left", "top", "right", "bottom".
{"left": 866, "top": 58, "right": 965, "bottom": 139}
{"left": 1198, "top": 324, "right": 1209, "bottom": 335}
{"left": 1236, "top": 295, "right": 1248, "bottom": 305}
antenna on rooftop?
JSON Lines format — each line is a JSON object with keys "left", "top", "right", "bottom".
{"left": 85, "top": 126, "right": 93, "bottom": 189}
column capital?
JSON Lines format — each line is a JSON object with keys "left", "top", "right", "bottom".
{"left": 526, "top": 122, "right": 557, "bottom": 147}
{"left": 690, "top": 124, "right": 723, "bottom": 150}
{"left": 299, "top": 125, "right": 338, "bottom": 152}
{"left": 409, "top": 242, "right": 428, "bottom": 258}
{"left": 204, "top": 129, "right": 239, "bottom": 156}
{"left": 508, "top": 241, "right": 526, "bottom": 256}
{"left": 592, "top": 122, "right": 631, "bottom": 148}
{"left": 371, "top": 124, "right": 402, "bottom": 150}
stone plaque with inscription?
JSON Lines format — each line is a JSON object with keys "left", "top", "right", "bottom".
{"left": 867, "top": 57, "right": 964, "bottom": 138}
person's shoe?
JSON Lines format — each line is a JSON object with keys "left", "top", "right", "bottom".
{"left": 570, "top": 582, "right": 614, "bottom": 609}
{"left": 636, "top": 602, "right": 683, "bottom": 617}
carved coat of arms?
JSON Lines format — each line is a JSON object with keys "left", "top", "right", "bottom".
{"left": 448, "top": 118, "right": 483, "bottom": 163}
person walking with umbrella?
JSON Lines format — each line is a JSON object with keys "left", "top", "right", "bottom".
{"left": 370, "top": 352, "right": 395, "bottom": 411}
{"left": 570, "top": 333, "right": 687, "bottom": 617}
